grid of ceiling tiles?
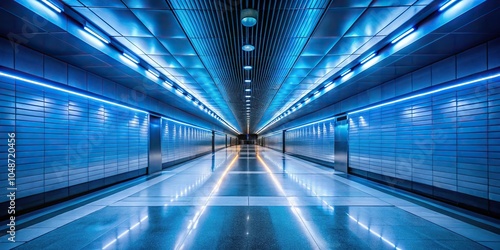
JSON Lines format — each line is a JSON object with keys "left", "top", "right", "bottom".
{"left": 65, "top": 0, "right": 238, "bottom": 129}
{"left": 66, "top": 0, "right": 434, "bottom": 133}
{"left": 256, "top": 0, "right": 433, "bottom": 132}
{"left": 168, "top": 0, "right": 331, "bottom": 132}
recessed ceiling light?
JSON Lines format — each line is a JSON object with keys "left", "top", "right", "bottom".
{"left": 245, "top": 89, "right": 251, "bottom": 92}
{"left": 242, "top": 44, "right": 255, "bottom": 52}
{"left": 246, "top": 100, "right": 250, "bottom": 102}
{"left": 244, "top": 66, "right": 252, "bottom": 70}
{"left": 245, "top": 80, "right": 251, "bottom": 83}
{"left": 245, "top": 95, "right": 251, "bottom": 98}
{"left": 246, "top": 104, "right": 250, "bottom": 106}
{"left": 241, "top": 9, "right": 258, "bottom": 27}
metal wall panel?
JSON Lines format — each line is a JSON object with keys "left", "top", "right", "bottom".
{"left": 285, "top": 120, "right": 335, "bottom": 164}
{"left": 214, "top": 133, "right": 226, "bottom": 151}
{"left": 160, "top": 118, "right": 212, "bottom": 165}
{"left": 349, "top": 78, "right": 500, "bottom": 204}
{"left": 0, "top": 75, "right": 149, "bottom": 204}
{"left": 346, "top": 40, "right": 500, "bottom": 213}
{"left": 261, "top": 132, "right": 283, "bottom": 152}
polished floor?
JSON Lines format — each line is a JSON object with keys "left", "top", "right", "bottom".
{"left": 1, "top": 145, "right": 499, "bottom": 249}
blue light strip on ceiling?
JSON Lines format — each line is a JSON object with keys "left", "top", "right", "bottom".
{"left": 0, "top": 70, "right": 148, "bottom": 114}
{"left": 349, "top": 72, "right": 500, "bottom": 115}
{"left": 27, "top": 1, "right": 240, "bottom": 134}
{"left": 262, "top": 71, "right": 500, "bottom": 135}
{"left": 256, "top": 0, "right": 475, "bottom": 135}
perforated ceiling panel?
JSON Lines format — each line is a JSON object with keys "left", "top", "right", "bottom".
{"left": 168, "top": 0, "right": 331, "bottom": 133}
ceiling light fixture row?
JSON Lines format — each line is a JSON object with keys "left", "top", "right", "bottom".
{"left": 37, "top": 0, "right": 240, "bottom": 134}
{"left": 255, "top": 0, "right": 460, "bottom": 134}
{"left": 241, "top": 8, "right": 258, "bottom": 104}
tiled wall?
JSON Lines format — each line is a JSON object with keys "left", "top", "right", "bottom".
{"left": 348, "top": 41, "right": 500, "bottom": 214}
{"left": 0, "top": 37, "right": 231, "bottom": 216}
{"left": 262, "top": 132, "right": 282, "bottom": 152}
{"left": 161, "top": 118, "right": 212, "bottom": 166}
{"left": 285, "top": 119, "right": 335, "bottom": 164}
{"left": 0, "top": 75, "right": 149, "bottom": 207}
{"left": 349, "top": 77, "right": 500, "bottom": 213}
{"left": 263, "top": 38, "right": 500, "bottom": 215}
{"left": 214, "top": 133, "right": 226, "bottom": 151}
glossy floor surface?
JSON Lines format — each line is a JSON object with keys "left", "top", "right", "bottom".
{"left": 1, "top": 145, "right": 499, "bottom": 249}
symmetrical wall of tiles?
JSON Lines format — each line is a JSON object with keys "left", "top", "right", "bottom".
{"left": 285, "top": 120, "right": 335, "bottom": 163}
{"left": 161, "top": 118, "right": 212, "bottom": 165}
{"left": 214, "top": 133, "right": 226, "bottom": 151}
{"left": 262, "top": 132, "right": 283, "bottom": 152}
{"left": 0, "top": 77, "right": 149, "bottom": 204}
{"left": 349, "top": 78, "right": 500, "bottom": 208}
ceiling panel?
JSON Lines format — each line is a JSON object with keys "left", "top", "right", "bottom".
{"left": 131, "top": 10, "right": 185, "bottom": 38}
{"left": 312, "top": 8, "right": 365, "bottom": 37}
{"left": 90, "top": 8, "right": 152, "bottom": 37}
{"left": 8, "top": 0, "right": 491, "bottom": 134}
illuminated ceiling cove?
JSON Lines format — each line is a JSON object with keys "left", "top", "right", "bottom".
{"left": 4, "top": 0, "right": 498, "bottom": 134}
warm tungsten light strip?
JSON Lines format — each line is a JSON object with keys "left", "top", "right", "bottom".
{"left": 102, "top": 215, "right": 149, "bottom": 249}
{"left": 349, "top": 73, "right": 500, "bottom": 115}
{"left": 161, "top": 117, "right": 212, "bottom": 132}
{"left": 0, "top": 71, "right": 148, "bottom": 114}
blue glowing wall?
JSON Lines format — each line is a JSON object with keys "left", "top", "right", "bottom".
{"left": 261, "top": 132, "right": 283, "bottom": 152}
{"left": 285, "top": 120, "right": 335, "bottom": 166}
{"left": 349, "top": 78, "right": 500, "bottom": 213}
{"left": 0, "top": 76, "right": 149, "bottom": 209}
{"left": 161, "top": 119, "right": 212, "bottom": 167}
{"left": 214, "top": 133, "right": 226, "bottom": 151}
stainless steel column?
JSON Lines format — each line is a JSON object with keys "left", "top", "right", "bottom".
{"left": 148, "top": 115, "right": 162, "bottom": 174}
{"left": 334, "top": 116, "right": 349, "bottom": 173}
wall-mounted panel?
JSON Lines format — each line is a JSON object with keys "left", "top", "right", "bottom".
{"left": 160, "top": 118, "right": 212, "bottom": 167}
{"left": 261, "top": 132, "right": 283, "bottom": 152}
{"left": 349, "top": 77, "right": 500, "bottom": 215}
{"left": 0, "top": 74, "right": 149, "bottom": 212}
{"left": 285, "top": 119, "right": 335, "bottom": 166}
{"left": 214, "top": 133, "right": 226, "bottom": 151}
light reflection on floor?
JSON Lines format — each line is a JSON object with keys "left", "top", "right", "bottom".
{"left": 2, "top": 145, "right": 498, "bottom": 250}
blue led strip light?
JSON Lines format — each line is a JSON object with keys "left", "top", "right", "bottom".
{"left": 0, "top": 70, "right": 148, "bottom": 114}
{"left": 161, "top": 117, "right": 212, "bottom": 132}
{"left": 262, "top": 70, "right": 500, "bottom": 135}
{"left": 257, "top": 0, "right": 467, "bottom": 134}
{"left": 349, "top": 72, "right": 500, "bottom": 115}
{"left": 286, "top": 116, "right": 337, "bottom": 132}
{"left": 29, "top": 1, "right": 240, "bottom": 134}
